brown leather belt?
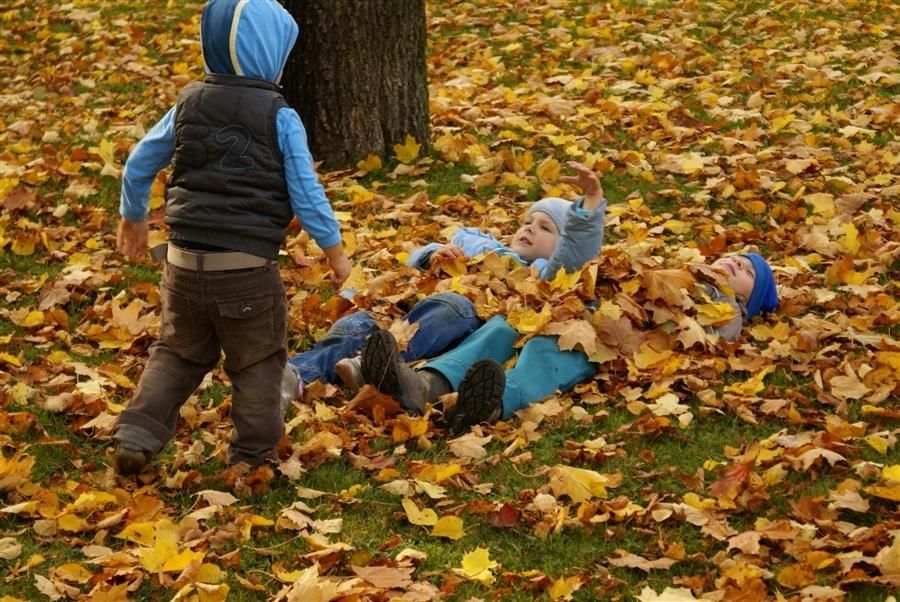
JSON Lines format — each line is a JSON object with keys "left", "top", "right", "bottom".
{"left": 164, "top": 244, "right": 269, "bottom": 271}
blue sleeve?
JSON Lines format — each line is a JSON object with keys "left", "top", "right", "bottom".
{"left": 277, "top": 107, "right": 342, "bottom": 249}
{"left": 539, "top": 196, "right": 607, "bottom": 280}
{"left": 406, "top": 242, "right": 444, "bottom": 270}
{"left": 119, "top": 107, "right": 176, "bottom": 222}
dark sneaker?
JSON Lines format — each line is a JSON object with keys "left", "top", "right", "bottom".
{"left": 445, "top": 359, "right": 505, "bottom": 435}
{"left": 360, "top": 329, "right": 427, "bottom": 414}
{"left": 114, "top": 446, "right": 151, "bottom": 476}
{"left": 335, "top": 356, "right": 364, "bottom": 396}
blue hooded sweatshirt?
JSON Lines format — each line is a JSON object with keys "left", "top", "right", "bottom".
{"left": 119, "top": 0, "right": 341, "bottom": 250}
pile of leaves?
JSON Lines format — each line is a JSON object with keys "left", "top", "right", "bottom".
{"left": 0, "top": 0, "right": 898, "bottom": 600}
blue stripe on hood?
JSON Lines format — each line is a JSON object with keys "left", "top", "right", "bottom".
{"left": 201, "top": 0, "right": 299, "bottom": 82}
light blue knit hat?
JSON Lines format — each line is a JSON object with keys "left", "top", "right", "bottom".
{"left": 527, "top": 197, "right": 571, "bottom": 234}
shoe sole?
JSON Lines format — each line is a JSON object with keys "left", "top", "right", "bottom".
{"left": 448, "top": 359, "right": 505, "bottom": 435}
{"left": 115, "top": 448, "right": 149, "bottom": 476}
{"left": 360, "top": 330, "right": 402, "bottom": 399}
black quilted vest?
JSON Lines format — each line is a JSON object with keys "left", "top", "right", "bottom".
{"left": 167, "top": 74, "right": 292, "bottom": 259}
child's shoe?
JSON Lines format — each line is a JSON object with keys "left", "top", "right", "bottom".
{"left": 114, "top": 445, "right": 152, "bottom": 476}
{"left": 445, "top": 359, "right": 504, "bottom": 435}
{"left": 335, "top": 356, "right": 364, "bottom": 396}
{"left": 280, "top": 364, "right": 302, "bottom": 413}
{"left": 360, "top": 329, "right": 427, "bottom": 414}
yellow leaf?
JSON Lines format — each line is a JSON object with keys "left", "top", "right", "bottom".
{"left": 633, "top": 344, "right": 673, "bottom": 370}
{"left": 138, "top": 520, "right": 205, "bottom": 573}
{"left": 0, "top": 452, "right": 34, "bottom": 491}
{"left": 804, "top": 193, "right": 835, "bottom": 218}
{"left": 883, "top": 465, "right": 900, "bottom": 482}
{"left": 507, "top": 303, "right": 552, "bottom": 334}
{"left": 536, "top": 156, "right": 561, "bottom": 183}
{"left": 54, "top": 562, "right": 92, "bottom": 584}
{"left": 117, "top": 521, "right": 156, "bottom": 546}
{"left": 865, "top": 434, "right": 889, "bottom": 455}
{"left": 0, "top": 352, "right": 21, "bottom": 367}
{"left": 431, "top": 516, "right": 464, "bottom": 540}
{"left": 69, "top": 491, "right": 117, "bottom": 512}
{"left": 771, "top": 113, "right": 795, "bottom": 132}
{"left": 549, "top": 575, "right": 583, "bottom": 600}
{"left": 393, "top": 134, "right": 421, "bottom": 164}
{"left": 866, "top": 484, "right": 900, "bottom": 502}
{"left": 838, "top": 222, "right": 860, "bottom": 255}
{"left": 548, "top": 465, "right": 609, "bottom": 502}
{"left": 401, "top": 498, "right": 437, "bottom": 527}
{"left": 454, "top": 547, "right": 498, "bottom": 585}
{"left": 548, "top": 267, "right": 582, "bottom": 291}
{"left": 356, "top": 154, "right": 382, "bottom": 172}
{"left": 416, "top": 462, "right": 462, "bottom": 483}
{"left": 11, "top": 236, "right": 35, "bottom": 256}
{"left": 694, "top": 301, "right": 737, "bottom": 326}
{"left": 57, "top": 513, "right": 88, "bottom": 532}
{"left": 346, "top": 184, "right": 375, "bottom": 204}
{"left": 679, "top": 153, "right": 704, "bottom": 175}
{"left": 724, "top": 366, "right": 774, "bottom": 397}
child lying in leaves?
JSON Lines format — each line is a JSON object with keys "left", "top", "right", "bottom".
{"left": 283, "top": 161, "right": 607, "bottom": 409}
{"left": 359, "top": 250, "right": 779, "bottom": 434}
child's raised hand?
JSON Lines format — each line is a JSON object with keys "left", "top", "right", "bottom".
{"left": 117, "top": 218, "right": 148, "bottom": 259}
{"left": 429, "top": 243, "right": 465, "bottom": 265}
{"left": 559, "top": 161, "right": 604, "bottom": 210}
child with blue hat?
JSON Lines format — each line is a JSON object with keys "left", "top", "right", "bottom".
{"left": 707, "top": 252, "right": 780, "bottom": 340}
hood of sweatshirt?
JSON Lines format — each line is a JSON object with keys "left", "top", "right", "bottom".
{"left": 200, "top": 0, "right": 298, "bottom": 82}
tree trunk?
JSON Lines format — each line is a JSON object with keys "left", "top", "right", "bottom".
{"left": 281, "top": 0, "right": 429, "bottom": 169}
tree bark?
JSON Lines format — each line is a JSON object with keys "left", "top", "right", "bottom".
{"left": 281, "top": 0, "right": 429, "bottom": 169}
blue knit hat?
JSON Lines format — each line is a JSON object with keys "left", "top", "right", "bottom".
{"left": 527, "top": 197, "right": 571, "bottom": 235}
{"left": 742, "top": 253, "right": 779, "bottom": 319}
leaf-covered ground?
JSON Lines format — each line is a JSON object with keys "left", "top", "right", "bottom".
{"left": 1, "top": 0, "right": 898, "bottom": 600}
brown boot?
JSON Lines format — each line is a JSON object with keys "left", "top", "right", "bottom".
{"left": 445, "top": 360, "right": 504, "bottom": 435}
{"left": 114, "top": 445, "right": 152, "bottom": 476}
{"left": 361, "top": 329, "right": 428, "bottom": 414}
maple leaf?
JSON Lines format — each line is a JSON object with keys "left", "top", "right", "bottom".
{"left": 642, "top": 269, "right": 695, "bottom": 306}
{"left": 547, "top": 465, "right": 610, "bottom": 502}
{"left": 453, "top": 547, "right": 498, "bottom": 585}
{"left": 431, "top": 515, "right": 464, "bottom": 540}
{"left": 549, "top": 575, "right": 583, "bottom": 600}
{"left": 401, "top": 498, "right": 437, "bottom": 526}
{"left": 393, "top": 134, "right": 421, "bottom": 164}
{"left": 544, "top": 319, "right": 597, "bottom": 355}
{"left": 708, "top": 460, "right": 755, "bottom": 499}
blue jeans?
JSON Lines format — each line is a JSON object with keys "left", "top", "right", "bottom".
{"left": 422, "top": 316, "right": 596, "bottom": 418}
{"left": 289, "top": 292, "right": 482, "bottom": 384}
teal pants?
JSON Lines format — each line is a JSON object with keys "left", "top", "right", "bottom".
{"left": 422, "top": 316, "right": 597, "bottom": 418}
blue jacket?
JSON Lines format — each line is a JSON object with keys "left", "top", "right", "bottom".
{"left": 119, "top": 0, "right": 342, "bottom": 250}
{"left": 407, "top": 197, "right": 607, "bottom": 280}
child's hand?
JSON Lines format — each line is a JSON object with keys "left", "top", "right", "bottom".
{"left": 429, "top": 244, "right": 465, "bottom": 265}
{"left": 329, "top": 253, "right": 352, "bottom": 287}
{"left": 117, "top": 218, "right": 148, "bottom": 259}
{"left": 559, "top": 161, "right": 604, "bottom": 210}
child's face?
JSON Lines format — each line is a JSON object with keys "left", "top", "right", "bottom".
{"left": 712, "top": 255, "right": 756, "bottom": 303}
{"left": 510, "top": 211, "right": 560, "bottom": 261}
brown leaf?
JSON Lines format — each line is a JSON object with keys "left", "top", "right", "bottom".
{"left": 642, "top": 269, "right": 695, "bottom": 306}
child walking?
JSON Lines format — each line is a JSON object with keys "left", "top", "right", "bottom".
{"left": 114, "top": 0, "right": 350, "bottom": 475}
{"left": 360, "top": 251, "right": 779, "bottom": 434}
{"left": 286, "top": 161, "right": 608, "bottom": 410}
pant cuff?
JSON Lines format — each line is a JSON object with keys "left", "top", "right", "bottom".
{"left": 116, "top": 410, "right": 171, "bottom": 453}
